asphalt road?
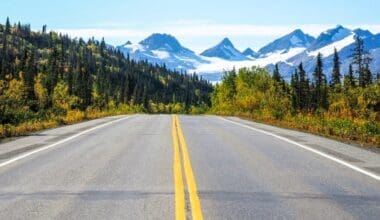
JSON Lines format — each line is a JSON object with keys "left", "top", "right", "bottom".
{"left": 0, "top": 114, "right": 379, "bottom": 219}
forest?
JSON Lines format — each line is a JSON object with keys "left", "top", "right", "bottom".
{"left": 0, "top": 18, "right": 212, "bottom": 137}
{"left": 211, "top": 37, "right": 380, "bottom": 146}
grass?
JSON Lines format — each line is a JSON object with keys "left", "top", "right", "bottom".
{"left": 0, "top": 107, "right": 138, "bottom": 139}
{"left": 212, "top": 111, "right": 380, "bottom": 147}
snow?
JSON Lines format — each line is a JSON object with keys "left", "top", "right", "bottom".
{"left": 191, "top": 47, "right": 306, "bottom": 74}
{"left": 124, "top": 43, "right": 145, "bottom": 53}
{"left": 332, "top": 28, "right": 351, "bottom": 42}
{"left": 256, "top": 47, "right": 306, "bottom": 65}
{"left": 308, "top": 34, "right": 355, "bottom": 57}
{"left": 152, "top": 50, "right": 170, "bottom": 59}
{"left": 290, "top": 35, "right": 301, "bottom": 45}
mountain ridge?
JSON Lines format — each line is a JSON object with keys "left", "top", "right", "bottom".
{"left": 116, "top": 26, "right": 380, "bottom": 81}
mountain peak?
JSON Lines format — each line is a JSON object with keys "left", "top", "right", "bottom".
{"left": 219, "top": 37, "right": 234, "bottom": 47}
{"left": 242, "top": 48, "right": 259, "bottom": 58}
{"left": 291, "top": 29, "right": 304, "bottom": 35}
{"left": 258, "top": 29, "right": 315, "bottom": 55}
{"left": 243, "top": 47, "right": 254, "bottom": 54}
{"left": 325, "top": 25, "right": 351, "bottom": 35}
{"left": 353, "top": 28, "right": 374, "bottom": 38}
{"left": 139, "top": 33, "right": 185, "bottom": 52}
{"left": 200, "top": 38, "right": 247, "bottom": 61}
{"left": 308, "top": 25, "right": 352, "bottom": 50}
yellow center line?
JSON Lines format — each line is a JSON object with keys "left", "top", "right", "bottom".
{"left": 172, "top": 115, "right": 186, "bottom": 220}
{"left": 173, "top": 115, "right": 204, "bottom": 220}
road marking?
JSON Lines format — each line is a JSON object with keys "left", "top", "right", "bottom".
{"left": 219, "top": 117, "right": 380, "bottom": 181}
{"left": 175, "top": 115, "right": 204, "bottom": 220}
{"left": 172, "top": 115, "right": 186, "bottom": 220}
{"left": 0, "top": 115, "right": 135, "bottom": 169}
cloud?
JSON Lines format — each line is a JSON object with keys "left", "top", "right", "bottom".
{"left": 55, "top": 28, "right": 149, "bottom": 39}
{"left": 55, "top": 22, "right": 380, "bottom": 42}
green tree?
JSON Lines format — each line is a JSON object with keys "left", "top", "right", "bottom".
{"left": 291, "top": 69, "right": 300, "bottom": 110}
{"left": 272, "top": 64, "right": 282, "bottom": 83}
{"left": 312, "top": 53, "right": 328, "bottom": 109}
{"left": 331, "top": 48, "right": 341, "bottom": 88}
{"left": 352, "top": 36, "right": 372, "bottom": 87}
{"left": 298, "top": 62, "right": 310, "bottom": 110}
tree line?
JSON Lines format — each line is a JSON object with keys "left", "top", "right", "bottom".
{"left": 212, "top": 36, "right": 380, "bottom": 145}
{"left": 288, "top": 36, "right": 376, "bottom": 112}
{"left": 0, "top": 18, "right": 213, "bottom": 125}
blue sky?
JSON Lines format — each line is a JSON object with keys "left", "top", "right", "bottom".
{"left": 2, "top": 0, "right": 380, "bottom": 52}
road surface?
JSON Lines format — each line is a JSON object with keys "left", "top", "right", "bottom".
{"left": 0, "top": 114, "right": 379, "bottom": 219}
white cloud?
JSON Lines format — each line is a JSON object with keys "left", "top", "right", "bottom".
{"left": 55, "top": 28, "right": 149, "bottom": 39}
{"left": 55, "top": 22, "right": 380, "bottom": 49}
{"left": 57, "top": 23, "right": 380, "bottom": 38}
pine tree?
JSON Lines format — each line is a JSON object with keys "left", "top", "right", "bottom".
{"left": 345, "top": 64, "right": 355, "bottom": 87}
{"left": 363, "top": 63, "right": 372, "bottom": 85}
{"left": 291, "top": 70, "right": 300, "bottom": 110}
{"left": 5, "top": 17, "right": 11, "bottom": 34}
{"left": 46, "top": 46, "right": 59, "bottom": 97}
{"left": 23, "top": 49, "right": 36, "bottom": 103}
{"left": 298, "top": 63, "right": 310, "bottom": 110}
{"left": 312, "top": 53, "right": 328, "bottom": 109}
{"left": 352, "top": 36, "right": 372, "bottom": 87}
{"left": 331, "top": 48, "right": 341, "bottom": 88}
{"left": 272, "top": 64, "right": 282, "bottom": 83}
{"left": 42, "top": 25, "right": 47, "bottom": 34}
{"left": 1, "top": 18, "right": 11, "bottom": 78}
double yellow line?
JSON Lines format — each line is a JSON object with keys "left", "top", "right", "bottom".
{"left": 172, "top": 115, "right": 203, "bottom": 220}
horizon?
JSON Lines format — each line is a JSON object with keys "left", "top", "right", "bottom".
{"left": 1, "top": 0, "right": 380, "bottom": 53}
{"left": 1, "top": 18, "right": 379, "bottom": 54}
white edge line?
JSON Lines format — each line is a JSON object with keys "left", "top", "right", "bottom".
{"left": 0, "top": 115, "right": 135, "bottom": 169}
{"left": 219, "top": 117, "right": 380, "bottom": 181}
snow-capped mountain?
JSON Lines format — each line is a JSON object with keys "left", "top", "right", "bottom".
{"left": 308, "top": 25, "right": 352, "bottom": 51}
{"left": 242, "top": 48, "right": 259, "bottom": 59}
{"left": 200, "top": 38, "right": 248, "bottom": 61}
{"left": 282, "top": 25, "right": 380, "bottom": 79}
{"left": 116, "top": 33, "right": 208, "bottom": 71}
{"left": 258, "top": 29, "right": 315, "bottom": 55}
{"left": 116, "top": 26, "right": 380, "bottom": 82}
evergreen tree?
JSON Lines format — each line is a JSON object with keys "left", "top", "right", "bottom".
{"left": 46, "top": 46, "right": 59, "bottom": 97}
{"left": 331, "top": 48, "right": 341, "bottom": 88}
{"left": 298, "top": 63, "right": 310, "bottom": 110}
{"left": 363, "top": 63, "right": 372, "bottom": 85}
{"left": 272, "top": 64, "right": 282, "bottom": 83}
{"left": 345, "top": 64, "right": 355, "bottom": 87}
{"left": 23, "top": 49, "right": 36, "bottom": 103}
{"left": 352, "top": 36, "right": 372, "bottom": 87}
{"left": 5, "top": 17, "right": 11, "bottom": 34}
{"left": 42, "top": 25, "right": 47, "bottom": 34}
{"left": 290, "top": 70, "right": 300, "bottom": 110}
{"left": 312, "top": 53, "right": 328, "bottom": 109}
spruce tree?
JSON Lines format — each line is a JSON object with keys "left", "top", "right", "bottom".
{"left": 331, "top": 48, "right": 341, "bottom": 88}
{"left": 5, "top": 17, "right": 11, "bottom": 34}
{"left": 298, "top": 63, "right": 310, "bottom": 110}
{"left": 272, "top": 64, "right": 282, "bottom": 83}
{"left": 345, "top": 64, "right": 355, "bottom": 87}
{"left": 352, "top": 36, "right": 372, "bottom": 87}
{"left": 291, "top": 70, "right": 300, "bottom": 110}
{"left": 23, "top": 49, "right": 36, "bottom": 101}
{"left": 364, "top": 63, "right": 372, "bottom": 85}
{"left": 312, "top": 53, "right": 328, "bottom": 109}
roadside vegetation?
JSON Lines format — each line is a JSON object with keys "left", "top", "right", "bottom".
{"left": 0, "top": 18, "right": 212, "bottom": 138}
{"left": 211, "top": 37, "right": 380, "bottom": 147}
